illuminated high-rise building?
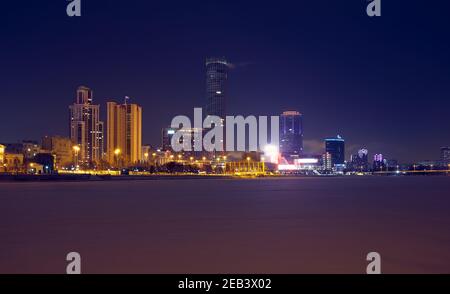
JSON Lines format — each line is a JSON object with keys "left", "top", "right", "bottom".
{"left": 206, "top": 57, "right": 228, "bottom": 119}
{"left": 69, "top": 86, "right": 104, "bottom": 164}
{"left": 325, "top": 135, "right": 345, "bottom": 166}
{"left": 279, "top": 111, "right": 303, "bottom": 157}
{"left": 322, "top": 152, "right": 332, "bottom": 171}
{"left": 107, "top": 100, "right": 142, "bottom": 166}
{"left": 350, "top": 149, "right": 369, "bottom": 172}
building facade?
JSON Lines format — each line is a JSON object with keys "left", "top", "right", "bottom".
{"left": 161, "top": 126, "right": 203, "bottom": 156}
{"left": 322, "top": 152, "right": 332, "bottom": 171}
{"left": 325, "top": 135, "right": 345, "bottom": 167}
{"left": 42, "top": 136, "right": 73, "bottom": 169}
{"left": 69, "top": 86, "right": 104, "bottom": 164}
{"left": 349, "top": 148, "right": 369, "bottom": 172}
{"left": 373, "top": 154, "right": 386, "bottom": 171}
{"left": 107, "top": 101, "right": 142, "bottom": 166}
{"left": 0, "top": 144, "right": 5, "bottom": 172}
{"left": 279, "top": 111, "right": 303, "bottom": 158}
{"left": 2, "top": 153, "right": 24, "bottom": 173}
{"left": 161, "top": 127, "right": 176, "bottom": 151}
{"left": 3, "top": 141, "right": 41, "bottom": 161}
{"left": 206, "top": 57, "right": 228, "bottom": 119}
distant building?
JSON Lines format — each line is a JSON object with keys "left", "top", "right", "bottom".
{"left": 161, "top": 126, "right": 203, "bottom": 156}
{"left": 69, "top": 86, "right": 104, "bottom": 164}
{"left": 279, "top": 111, "right": 303, "bottom": 158}
{"left": 325, "top": 135, "right": 345, "bottom": 167}
{"left": 373, "top": 154, "right": 385, "bottom": 171}
{"left": 385, "top": 159, "right": 399, "bottom": 170}
{"left": 441, "top": 147, "right": 450, "bottom": 164}
{"left": 322, "top": 152, "right": 332, "bottom": 171}
{"left": 142, "top": 145, "right": 152, "bottom": 163}
{"left": 350, "top": 149, "right": 369, "bottom": 172}
{"left": 206, "top": 57, "right": 228, "bottom": 119}
{"left": 42, "top": 136, "right": 73, "bottom": 169}
{"left": 107, "top": 100, "right": 142, "bottom": 166}
{"left": 33, "top": 153, "right": 55, "bottom": 174}
{"left": 4, "top": 140, "right": 41, "bottom": 161}
{"left": 161, "top": 127, "right": 177, "bottom": 151}
{"left": 21, "top": 140, "right": 41, "bottom": 160}
{"left": 2, "top": 153, "right": 24, "bottom": 173}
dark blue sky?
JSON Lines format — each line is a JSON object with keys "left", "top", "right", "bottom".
{"left": 1, "top": 0, "right": 449, "bottom": 162}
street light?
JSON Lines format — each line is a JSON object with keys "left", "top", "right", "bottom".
{"left": 73, "top": 145, "right": 80, "bottom": 168}
{"left": 144, "top": 152, "right": 149, "bottom": 167}
{"left": 114, "top": 148, "right": 121, "bottom": 168}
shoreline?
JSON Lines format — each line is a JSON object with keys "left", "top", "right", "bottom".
{"left": 0, "top": 172, "right": 449, "bottom": 183}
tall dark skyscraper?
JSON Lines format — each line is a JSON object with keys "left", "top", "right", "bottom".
{"left": 205, "top": 57, "right": 228, "bottom": 119}
{"left": 279, "top": 111, "right": 303, "bottom": 158}
{"left": 325, "top": 135, "right": 345, "bottom": 166}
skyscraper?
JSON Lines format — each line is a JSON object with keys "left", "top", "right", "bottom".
{"left": 206, "top": 57, "right": 228, "bottom": 119}
{"left": 107, "top": 100, "right": 142, "bottom": 166}
{"left": 279, "top": 111, "right": 303, "bottom": 157}
{"left": 325, "top": 135, "right": 345, "bottom": 167}
{"left": 69, "top": 86, "right": 104, "bottom": 164}
{"left": 350, "top": 149, "right": 369, "bottom": 172}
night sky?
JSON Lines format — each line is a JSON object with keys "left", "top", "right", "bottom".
{"left": 1, "top": 0, "right": 449, "bottom": 163}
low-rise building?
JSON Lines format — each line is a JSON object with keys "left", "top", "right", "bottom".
{"left": 2, "top": 153, "right": 25, "bottom": 173}
{"left": 42, "top": 136, "right": 73, "bottom": 169}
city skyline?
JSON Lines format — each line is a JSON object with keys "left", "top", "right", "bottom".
{"left": 2, "top": 1, "right": 450, "bottom": 278}
{"left": 1, "top": 1, "right": 450, "bottom": 163}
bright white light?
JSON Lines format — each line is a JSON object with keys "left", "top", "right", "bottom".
{"left": 263, "top": 144, "right": 279, "bottom": 164}
{"left": 167, "top": 130, "right": 175, "bottom": 135}
{"left": 278, "top": 164, "right": 299, "bottom": 171}
{"left": 295, "top": 158, "right": 319, "bottom": 164}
